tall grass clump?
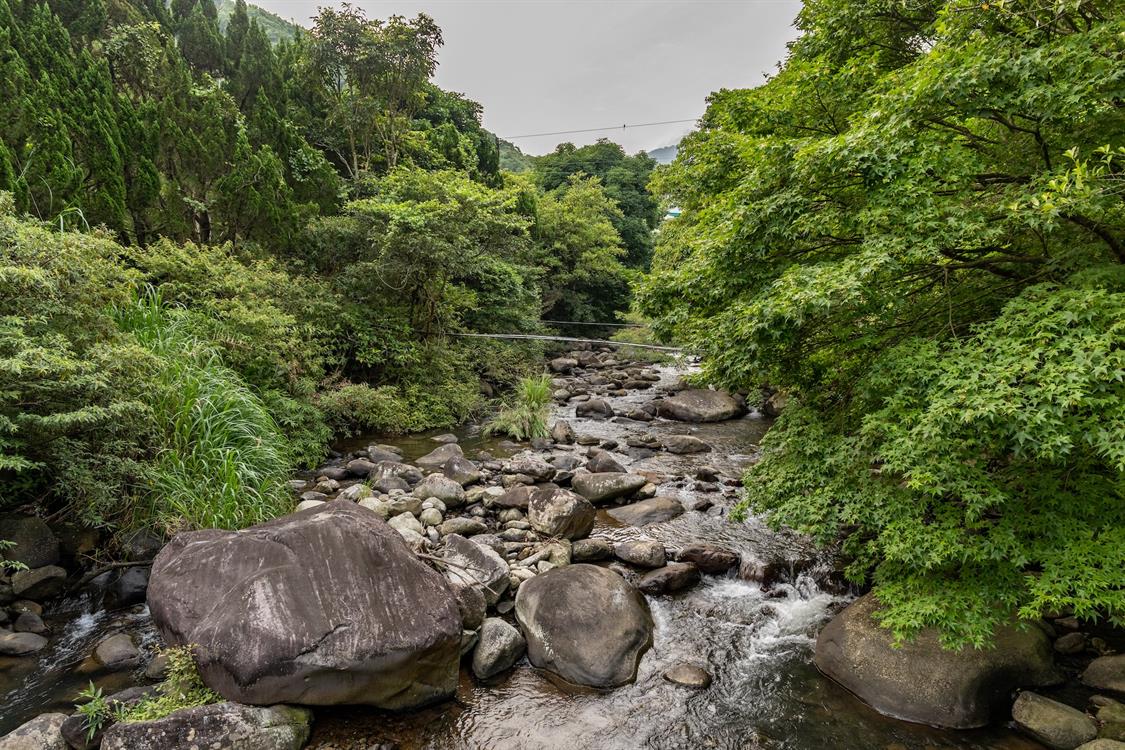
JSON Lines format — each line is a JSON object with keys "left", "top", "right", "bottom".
{"left": 483, "top": 374, "right": 553, "bottom": 441}
{"left": 115, "top": 290, "right": 293, "bottom": 532}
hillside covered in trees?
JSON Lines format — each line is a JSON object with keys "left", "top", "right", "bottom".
{"left": 0, "top": 0, "right": 656, "bottom": 534}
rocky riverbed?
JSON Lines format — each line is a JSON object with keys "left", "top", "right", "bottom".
{"left": 2, "top": 349, "right": 1122, "bottom": 750}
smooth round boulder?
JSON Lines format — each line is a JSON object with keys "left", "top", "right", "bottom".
{"left": 99, "top": 703, "right": 310, "bottom": 750}
{"left": 11, "top": 565, "right": 66, "bottom": 600}
{"left": 657, "top": 389, "right": 746, "bottom": 422}
{"left": 638, "top": 562, "right": 700, "bottom": 594}
{"left": 586, "top": 449, "right": 626, "bottom": 473}
{"left": 615, "top": 540, "right": 666, "bottom": 568}
{"left": 575, "top": 399, "right": 614, "bottom": 419}
{"left": 415, "top": 443, "right": 464, "bottom": 470}
{"left": 571, "top": 537, "right": 612, "bottom": 562}
{"left": 147, "top": 502, "right": 461, "bottom": 709}
{"left": 441, "top": 534, "right": 510, "bottom": 606}
{"left": 663, "top": 663, "right": 712, "bottom": 689}
{"left": 661, "top": 435, "right": 712, "bottom": 454}
{"left": 413, "top": 474, "right": 466, "bottom": 507}
{"left": 0, "top": 632, "right": 48, "bottom": 656}
{"left": 607, "top": 497, "right": 684, "bottom": 527}
{"left": 528, "top": 489, "right": 595, "bottom": 540}
{"left": 0, "top": 516, "right": 60, "bottom": 569}
{"left": 1012, "top": 691, "right": 1097, "bottom": 749}
{"left": 471, "top": 618, "right": 526, "bottom": 680}
{"left": 94, "top": 633, "right": 141, "bottom": 670}
{"left": 571, "top": 473, "right": 647, "bottom": 504}
{"left": 515, "top": 564, "right": 653, "bottom": 688}
{"left": 1084, "top": 655, "right": 1125, "bottom": 695}
{"left": 814, "top": 593, "right": 1062, "bottom": 728}
{"left": 676, "top": 544, "right": 739, "bottom": 574}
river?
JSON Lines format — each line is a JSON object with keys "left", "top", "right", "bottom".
{"left": 0, "top": 362, "right": 1044, "bottom": 749}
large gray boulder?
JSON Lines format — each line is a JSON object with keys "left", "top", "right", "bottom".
{"left": 1084, "top": 655, "right": 1125, "bottom": 695}
{"left": 571, "top": 473, "right": 646, "bottom": 504}
{"left": 528, "top": 488, "right": 595, "bottom": 540}
{"left": 515, "top": 564, "right": 653, "bottom": 688}
{"left": 413, "top": 473, "right": 466, "bottom": 507}
{"left": 1011, "top": 691, "right": 1097, "bottom": 749}
{"left": 657, "top": 389, "right": 745, "bottom": 422}
{"left": 147, "top": 502, "right": 461, "bottom": 709}
{"left": 0, "top": 713, "right": 66, "bottom": 750}
{"left": 415, "top": 443, "right": 463, "bottom": 470}
{"left": 100, "top": 703, "right": 310, "bottom": 750}
{"left": 441, "top": 534, "right": 510, "bottom": 606}
{"left": 814, "top": 594, "right": 1062, "bottom": 728}
{"left": 0, "top": 516, "right": 59, "bottom": 569}
{"left": 607, "top": 497, "right": 684, "bottom": 526}
{"left": 575, "top": 399, "right": 614, "bottom": 419}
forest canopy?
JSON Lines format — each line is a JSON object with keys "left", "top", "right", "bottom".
{"left": 640, "top": 0, "right": 1125, "bottom": 645}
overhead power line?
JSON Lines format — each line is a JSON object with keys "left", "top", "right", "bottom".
{"left": 505, "top": 118, "right": 698, "bottom": 140}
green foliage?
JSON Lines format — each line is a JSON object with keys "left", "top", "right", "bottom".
{"left": 114, "top": 291, "right": 293, "bottom": 533}
{"left": 0, "top": 202, "right": 152, "bottom": 524}
{"left": 75, "top": 682, "right": 112, "bottom": 742}
{"left": 117, "top": 646, "right": 221, "bottom": 724}
{"left": 0, "top": 540, "right": 28, "bottom": 573}
{"left": 642, "top": 0, "right": 1125, "bottom": 645}
{"left": 535, "top": 139, "right": 659, "bottom": 268}
{"left": 216, "top": 0, "right": 298, "bottom": 44}
{"left": 484, "top": 374, "right": 553, "bottom": 441}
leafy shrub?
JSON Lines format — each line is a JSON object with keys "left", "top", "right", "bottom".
{"left": 0, "top": 200, "right": 154, "bottom": 525}
{"left": 115, "top": 291, "right": 293, "bottom": 532}
{"left": 117, "top": 646, "right": 220, "bottom": 724}
{"left": 75, "top": 682, "right": 111, "bottom": 741}
{"left": 484, "top": 374, "right": 553, "bottom": 440}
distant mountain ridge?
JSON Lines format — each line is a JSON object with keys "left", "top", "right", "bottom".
{"left": 647, "top": 144, "right": 678, "bottom": 165}
{"left": 216, "top": 0, "right": 301, "bottom": 43}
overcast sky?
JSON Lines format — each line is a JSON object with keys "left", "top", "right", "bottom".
{"left": 252, "top": 0, "right": 802, "bottom": 155}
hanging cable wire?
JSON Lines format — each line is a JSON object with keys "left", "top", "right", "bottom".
{"left": 504, "top": 118, "right": 698, "bottom": 140}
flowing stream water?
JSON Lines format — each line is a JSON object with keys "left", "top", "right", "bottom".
{"left": 0, "top": 363, "right": 1045, "bottom": 749}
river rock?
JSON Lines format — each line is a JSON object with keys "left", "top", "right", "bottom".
{"left": 413, "top": 474, "right": 466, "bottom": 507}
{"left": 1084, "top": 655, "right": 1125, "bottom": 695}
{"left": 442, "top": 456, "right": 481, "bottom": 486}
{"left": 608, "top": 497, "right": 684, "bottom": 526}
{"left": 814, "top": 593, "right": 1062, "bottom": 728}
{"left": 388, "top": 511, "right": 424, "bottom": 537}
{"left": 419, "top": 508, "right": 443, "bottom": 526}
{"left": 13, "top": 611, "right": 45, "bottom": 635}
{"left": 0, "top": 515, "right": 59, "bottom": 569}
{"left": 492, "top": 485, "right": 534, "bottom": 510}
{"left": 1076, "top": 742, "right": 1125, "bottom": 750}
{"left": 550, "top": 421, "right": 576, "bottom": 444}
{"left": 528, "top": 489, "right": 595, "bottom": 540}
{"left": 442, "top": 534, "right": 510, "bottom": 606}
{"left": 1012, "top": 691, "right": 1097, "bottom": 749}
{"left": 440, "top": 517, "right": 488, "bottom": 537}
{"left": 431, "top": 433, "right": 459, "bottom": 444}
{"left": 336, "top": 483, "right": 373, "bottom": 502}
{"left": 506, "top": 456, "right": 555, "bottom": 482}
{"left": 0, "top": 713, "right": 67, "bottom": 750}
{"left": 575, "top": 399, "right": 614, "bottom": 420}
{"left": 345, "top": 458, "right": 376, "bottom": 477}
{"left": 615, "top": 540, "right": 666, "bottom": 568}
{"left": 11, "top": 565, "right": 67, "bottom": 600}
{"left": 294, "top": 499, "right": 325, "bottom": 512}
{"left": 676, "top": 544, "right": 740, "bottom": 573}
{"left": 471, "top": 618, "right": 526, "bottom": 679}
{"left": 61, "top": 686, "right": 155, "bottom": 749}
{"left": 147, "top": 502, "right": 461, "bottom": 708}
{"left": 370, "top": 460, "right": 422, "bottom": 487}
{"left": 365, "top": 446, "right": 401, "bottom": 464}
{"left": 515, "top": 564, "right": 653, "bottom": 688}
{"left": 416, "top": 443, "right": 463, "bottom": 470}
{"left": 661, "top": 435, "right": 712, "bottom": 454}
{"left": 0, "top": 632, "right": 47, "bottom": 655}
{"left": 550, "top": 357, "right": 578, "bottom": 374}
{"left": 586, "top": 449, "right": 626, "bottom": 473}
{"left": 638, "top": 562, "right": 700, "bottom": 594}
{"left": 571, "top": 537, "right": 612, "bottom": 562}
{"left": 657, "top": 389, "right": 746, "bottom": 422}
{"left": 95, "top": 633, "right": 141, "bottom": 670}
{"left": 663, "top": 663, "right": 712, "bottom": 689}
{"left": 99, "top": 703, "right": 310, "bottom": 750}
{"left": 571, "top": 472, "right": 646, "bottom": 504}
{"left": 451, "top": 583, "right": 486, "bottom": 631}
